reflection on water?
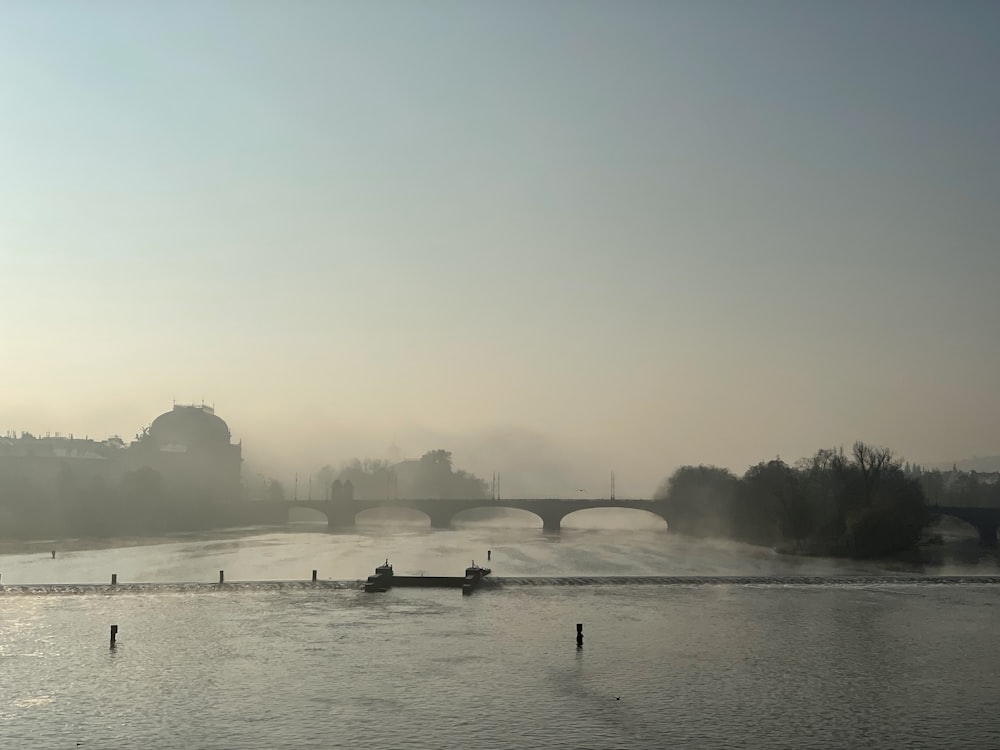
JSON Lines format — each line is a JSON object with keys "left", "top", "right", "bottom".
{"left": 0, "top": 516, "right": 998, "bottom": 748}
{"left": 0, "top": 508, "right": 998, "bottom": 586}
{"left": 1, "top": 580, "right": 998, "bottom": 749}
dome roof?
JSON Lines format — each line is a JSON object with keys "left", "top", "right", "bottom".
{"left": 148, "top": 405, "right": 232, "bottom": 448}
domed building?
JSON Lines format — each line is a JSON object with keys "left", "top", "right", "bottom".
{"left": 132, "top": 404, "right": 242, "bottom": 498}
{"left": 148, "top": 404, "right": 234, "bottom": 451}
{"left": 0, "top": 403, "right": 266, "bottom": 537}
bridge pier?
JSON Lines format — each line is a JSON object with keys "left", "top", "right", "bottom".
{"left": 324, "top": 506, "right": 357, "bottom": 529}
{"left": 430, "top": 517, "right": 452, "bottom": 530}
{"left": 978, "top": 523, "right": 998, "bottom": 548}
{"left": 931, "top": 506, "right": 1000, "bottom": 549}
{"left": 542, "top": 517, "right": 561, "bottom": 533}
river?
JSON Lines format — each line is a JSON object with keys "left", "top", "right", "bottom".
{"left": 1, "top": 513, "right": 998, "bottom": 749}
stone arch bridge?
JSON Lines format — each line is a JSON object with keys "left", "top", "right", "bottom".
{"left": 276, "top": 500, "right": 998, "bottom": 546}
{"left": 284, "top": 498, "right": 669, "bottom": 532}
{"left": 932, "top": 505, "right": 1000, "bottom": 548}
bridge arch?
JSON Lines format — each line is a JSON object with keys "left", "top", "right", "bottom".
{"left": 931, "top": 507, "right": 999, "bottom": 548}
{"left": 287, "top": 500, "right": 450, "bottom": 528}
{"left": 560, "top": 507, "right": 669, "bottom": 530}
{"left": 450, "top": 506, "right": 545, "bottom": 528}
{"left": 284, "top": 498, "right": 672, "bottom": 533}
{"left": 932, "top": 512, "right": 981, "bottom": 538}
{"left": 355, "top": 505, "right": 434, "bottom": 528}
{"left": 287, "top": 506, "right": 330, "bottom": 525}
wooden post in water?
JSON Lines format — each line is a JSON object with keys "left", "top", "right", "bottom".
{"left": 219, "top": 570, "right": 224, "bottom": 584}
{"left": 110, "top": 625, "right": 118, "bottom": 647}
{"left": 576, "top": 623, "right": 583, "bottom": 648}
{"left": 111, "top": 573, "right": 117, "bottom": 586}
{"left": 312, "top": 570, "right": 317, "bottom": 582}
{"left": 487, "top": 550, "right": 491, "bottom": 561}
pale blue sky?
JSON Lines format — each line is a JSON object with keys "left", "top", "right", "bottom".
{"left": 1, "top": 2, "right": 997, "bottom": 495}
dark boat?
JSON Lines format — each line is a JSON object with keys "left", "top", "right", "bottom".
{"left": 465, "top": 561, "right": 491, "bottom": 577}
{"left": 364, "top": 559, "right": 393, "bottom": 592}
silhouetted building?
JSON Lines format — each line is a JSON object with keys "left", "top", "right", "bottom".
{"left": 0, "top": 404, "right": 243, "bottom": 503}
{"left": 132, "top": 404, "right": 242, "bottom": 498}
{"left": 0, "top": 434, "right": 128, "bottom": 502}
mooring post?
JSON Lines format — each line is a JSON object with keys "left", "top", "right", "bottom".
{"left": 219, "top": 570, "right": 224, "bottom": 584}
{"left": 110, "top": 625, "right": 118, "bottom": 647}
{"left": 576, "top": 623, "right": 583, "bottom": 648}
{"left": 111, "top": 573, "right": 117, "bottom": 586}
{"left": 487, "top": 550, "right": 491, "bottom": 561}
{"left": 312, "top": 569, "right": 317, "bottom": 582}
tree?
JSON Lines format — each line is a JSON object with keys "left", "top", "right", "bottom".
{"left": 852, "top": 441, "right": 897, "bottom": 507}
{"left": 412, "top": 450, "right": 487, "bottom": 499}
{"left": 655, "top": 465, "right": 739, "bottom": 538}
{"left": 335, "top": 458, "right": 392, "bottom": 500}
{"left": 328, "top": 450, "right": 487, "bottom": 500}
{"left": 315, "top": 465, "right": 336, "bottom": 496}
{"left": 420, "top": 450, "right": 453, "bottom": 470}
{"left": 918, "top": 470, "right": 945, "bottom": 507}
{"left": 741, "top": 459, "right": 804, "bottom": 547}
{"left": 655, "top": 442, "right": 933, "bottom": 559}
{"left": 848, "top": 470, "right": 928, "bottom": 557}
{"left": 267, "top": 480, "right": 286, "bottom": 502}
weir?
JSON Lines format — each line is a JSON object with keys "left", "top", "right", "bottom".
{"left": 364, "top": 560, "right": 491, "bottom": 594}
{"left": 2, "top": 575, "right": 1000, "bottom": 597}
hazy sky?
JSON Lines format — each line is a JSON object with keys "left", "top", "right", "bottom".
{"left": 2, "top": 2, "right": 998, "bottom": 496}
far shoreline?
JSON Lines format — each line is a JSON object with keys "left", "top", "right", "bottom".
{"left": 0, "top": 525, "right": 294, "bottom": 557}
{"left": 0, "top": 520, "right": 993, "bottom": 571}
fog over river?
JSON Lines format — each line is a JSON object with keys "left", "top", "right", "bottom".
{"left": 2, "top": 513, "right": 998, "bottom": 749}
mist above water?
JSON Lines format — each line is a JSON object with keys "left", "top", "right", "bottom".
{"left": 1, "top": 514, "right": 991, "bottom": 588}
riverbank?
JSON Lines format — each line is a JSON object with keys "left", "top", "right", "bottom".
{"left": 1, "top": 518, "right": 996, "bottom": 577}
{"left": 0, "top": 525, "right": 294, "bottom": 557}
{"left": 770, "top": 516, "right": 998, "bottom": 568}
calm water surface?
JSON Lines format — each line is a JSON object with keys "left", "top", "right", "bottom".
{"left": 2, "top": 517, "right": 999, "bottom": 749}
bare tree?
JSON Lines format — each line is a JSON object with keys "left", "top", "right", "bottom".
{"left": 852, "top": 441, "right": 897, "bottom": 506}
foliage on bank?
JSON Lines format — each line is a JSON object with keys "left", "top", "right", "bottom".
{"left": 654, "top": 442, "right": 947, "bottom": 558}
{"left": 315, "top": 449, "right": 489, "bottom": 501}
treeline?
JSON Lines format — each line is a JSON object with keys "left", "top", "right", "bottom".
{"left": 655, "top": 442, "right": 944, "bottom": 558}
{"left": 311, "top": 449, "right": 489, "bottom": 501}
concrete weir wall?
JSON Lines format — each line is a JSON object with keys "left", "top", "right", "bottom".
{"left": 390, "top": 576, "right": 466, "bottom": 588}
{"left": 364, "top": 565, "right": 490, "bottom": 594}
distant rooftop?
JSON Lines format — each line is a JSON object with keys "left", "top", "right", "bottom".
{"left": 175, "top": 403, "right": 215, "bottom": 415}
